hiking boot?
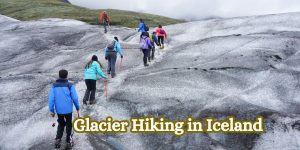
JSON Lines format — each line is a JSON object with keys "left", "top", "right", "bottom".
{"left": 66, "top": 142, "right": 73, "bottom": 149}
{"left": 144, "top": 64, "right": 149, "bottom": 67}
{"left": 90, "top": 100, "right": 96, "bottom": 105}
{"left": 55, "top": 139, "right": 61, "bottom": 149}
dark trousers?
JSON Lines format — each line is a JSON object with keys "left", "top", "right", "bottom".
{"left": 106, "top": 51, "right": 117, "bottom": 77}
{"left": 158, "top": 36, "right": 164, "bottom": 46}
{"left": 149, "top": 42, "right": 155, "bottom": 61}
{"left": 56, "top": 113, "right": 72, "bottom": 143}
{"left": 103, "top": 21, "right": 108, "bottom": 33}
{"left": 142, "top": 49, "right": 150, "bottom": 65}
{"left": 83, "top": 79, "right": 96, "bottom": 102}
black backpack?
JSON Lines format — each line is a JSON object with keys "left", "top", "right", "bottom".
{"left": 144, "top": 24, "right": 149, "bottom": 31}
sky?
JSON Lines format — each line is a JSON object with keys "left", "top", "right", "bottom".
{"left": 68, "top": 0, "right": 300, "bottom": 20}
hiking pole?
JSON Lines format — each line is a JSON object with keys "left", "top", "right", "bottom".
{"left": 70, "top": 111, "right": 80, "bottom": 146}
{"left": 165, "top": 37, "right": 169, "bottom": 47}
{"left": 118, "top": 58, "right": 123, "bottom": 73}
{"left": 104, "top": 79, "right": 108, "bottom": 100}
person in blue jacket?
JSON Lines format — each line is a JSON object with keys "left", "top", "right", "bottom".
{"left": 138, "top": 19, "right": 146, "bottom": 33}
{"left": 104, "top": 37, "right": 123, "bottom": 78}
{"left": 83, "top": 55, "right": 107, "bottom": 105}
{"left": 48, "top": 69, "right": 80, "bottom": 148}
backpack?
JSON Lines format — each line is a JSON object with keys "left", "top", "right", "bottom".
{"left": 159, "top": 29, "right": 166, "bottom": 34}
{"left": 107, "top": 41, "right": 116, "bottom": 51}
{"left": 144, "top": 24, "right": 149, "bottom": 31}
{"left": 140, "top": 37, "right": 149, "bottom": 49}
{"left": 149, "top": 34, "right": 153, "bottom": 42}
{"left": 103, "top": 14, "right": 108, "bottom": 22}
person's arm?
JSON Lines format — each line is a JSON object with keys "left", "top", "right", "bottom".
{"left": 116, "top": 42, "right": 123, "bottom": 57}
{"left": 95, "top": 63, "right": 107, "bottom": 79}
{"left": 147, "top": 38, "right": 153, "bottom": 49}
{"left": 70, "top": 85, "right": 80, "bottom": 111}
{"left": 48, "top": 86, "right": 55, "bottom": 113}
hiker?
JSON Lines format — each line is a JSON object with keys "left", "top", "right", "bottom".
{"left": 155, "top": 25, "right": 168, "bottom": 49}
{"left": 104, "top": 36, "right": 123, "bottom": 78}
{"left": 48, "top": 69, "right": 80, "bottom": 149}
{"left": 99, "top": 11, "right": 110, "bottom": 33}
{"left": 83, "top": 55, "right": 107, "bottom": 105}
{"left": 149, "top": 31, "right": 159, "bottom": 60}
{"left": 140, "top": 32, "right": 153, "bottom": 66}
{"left": 138, "top": 19, "right": 149, "bottom": 33}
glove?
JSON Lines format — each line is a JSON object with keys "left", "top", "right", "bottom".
{"left": 50, "top": 112, "right": 55, "bottom": 118}
{"left": 121, "top": 55, "right": 123, "bottom": 59}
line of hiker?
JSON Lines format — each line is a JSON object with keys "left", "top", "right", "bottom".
{"left": 48, "top": 35, "right": 124, "bottom": 148}
{"left": 48, "top": 16, "right": 167, "bottom": 148}
{"left": 138, "top": 19, "right": 167, "bottom": 66}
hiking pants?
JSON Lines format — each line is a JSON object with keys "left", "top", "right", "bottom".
{"left": 142, "top": 49, "right": 150, "bottom": 65}
{"left": 158, "top": 36, "right": 164, "bottom": 46}
{"left": 106, "top": 51, "right": 117, "bottom": 77}
{"left": 149, "top": 42, "right": 155, "bottom": 60}
{"left": 56, "top": 113, "right": 72, "bottom": 143}
{"left": 103, "top": 21, "right": 108, "bottom": 33}
{"left": 83, "top": 79, "right": 97, "bottom": 102}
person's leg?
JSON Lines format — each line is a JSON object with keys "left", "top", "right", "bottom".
{"left": 159, "top": 36, "right": 164, "bottom": 49}
{"left": 56, "top": 114, "right": 66, "bottom": 140}
{"left": 107, "top": 54, "right": 111, "bottom": 74}
{"left": 158, "top": 36, "right": 162, "bottom": 46}
{"left": 161, "top": 36, "right": 165, "bottom": 49}
{"left": 142, "top": 49, "right": 148, "bottom": 66}
{"left": 146, "top": 49, "right": 150, "bottom": 62}
{"left": 110, "top": 53, "right": 117, "bottom": 78}
{"left": 83, "top": 80, "right": 91, "bottom": 104}
{"left": 151, "top": 44, "right": 155, "bottom": 60}
{"left": 103, "top": 22, "right": 107, "bottom": 33}
{"left": 149, "top": 42, "right": 154, "bottom": 61}
{"left": 65, "top": 113, "right": 73, "bottom": 143}
{"left": 89, "top": 80, "right": 97, "bottom": 104}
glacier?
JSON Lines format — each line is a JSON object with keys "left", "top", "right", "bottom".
{"left": 0, "top": 12, "right": 300, "bottom": 149}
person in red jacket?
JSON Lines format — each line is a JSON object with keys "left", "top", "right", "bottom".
{"left": 99, "top": 11, "right": 110, "bottom": 33}
{"left": 155, "top": 25, "right": 167, "bottom": 49}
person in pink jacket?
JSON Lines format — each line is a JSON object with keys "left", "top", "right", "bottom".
{"left": 155, "top": 25, "right": 167, "bottom": 49}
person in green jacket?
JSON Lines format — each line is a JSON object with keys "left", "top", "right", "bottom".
{"left": 83, "top": 55, "right": 107, "bottom": 105}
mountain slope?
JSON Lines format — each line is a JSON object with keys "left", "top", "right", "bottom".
{"left": 0, "top": 0, "right": 183, "bottom": 28}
